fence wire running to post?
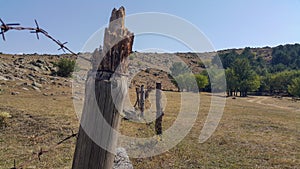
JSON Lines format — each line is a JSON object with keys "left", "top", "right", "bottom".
{"left": 10, "top": 131, "right": 78, "bottom": 169}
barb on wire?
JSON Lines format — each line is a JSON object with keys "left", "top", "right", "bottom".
{"left": 57, "top": 130, "right": 77, "bottom": 145}
{"left": 14, "top": 131, "right": 78, "bottom": 169}
{"left": 0, "top": 18, "right": 20, "bottom": 41}
{"left": 0, "top": 18, "right": 91, "bottom": 62}
{"left": 30, "top": 19, "right": 48, "bottom": 40}
{"left": 57, "top": 40, "right": 68, "bottom": 52}
{"left": 37, "top": 148, "right": 48, "bottom": 161}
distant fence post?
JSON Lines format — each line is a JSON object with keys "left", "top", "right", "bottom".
{"left": 140, "top": 85, "right": 145, "bottom": 118}
{"left": 155, "top": 82, "right": 163, "bottom": 135}
{"left": 72, "top": 6, "right": 134, "bottom": 169}
{"left": 133, "top": 87, "right": 140, "bottom": 108}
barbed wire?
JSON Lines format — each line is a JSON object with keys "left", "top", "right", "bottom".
{"left": 10, "top": 131, "right": 78, "bottom": 169}
{"left": 0, "top": 18, "right": 76, "bottom": 55}
{"left": 0, "top": 18, "right": 91, "bottom": 62}
{"left": 0, "top": 18, "right": 93, "bottom": 168}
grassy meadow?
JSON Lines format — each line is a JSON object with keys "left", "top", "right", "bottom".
{"left": 0, "top": 85, "right": 299, "bottom": 168}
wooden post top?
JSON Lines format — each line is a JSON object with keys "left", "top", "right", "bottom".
{"left": 156, "top": 83, "right": 162, "bottom": 89}
{"left": 109, "top": 6, "right": 125, "bottom": 30}
{"left": 90, "top": 7, "right": 134, "bottom": 80}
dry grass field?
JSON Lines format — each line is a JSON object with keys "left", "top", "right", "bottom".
{"left": 0, "top": 81, "right": 299, "bottom": 168}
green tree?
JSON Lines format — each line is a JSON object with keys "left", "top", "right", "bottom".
{"left": 225, "top": 68, "right": 238, "bottom": 96}
{"left": 241, "top": 47, "right": 255, "bottom": 61}
{"left": 231, "top": 58, "right": 260, "bottom": 97}
{"left": 258, "top": 73, "right": 272, "bottom": 94}
{"left": 206, "top": 67, "right": 226, "bottom": 92}
{"left": 194, "top": 74, "right": 209, "bottom": 91}
{"left": 173, "top": 73, "right": 196, "bottom": 92}
{"left": 271, "top": 44, "right": 300, "bottom": 71}
{"left": 268, "top": 70, "right": 300, "bottom": 95}
{"left": 55, "top": 58, "right": 77, "bottom": 77}
{"left": 173, "top": 73, "right": 208, "bottom": 92}
{"left": 288, "top": 77, "right": 300, "bottom": 97}
{"left": 239, "top": 73, "right": 260, "bottom": 97}
{"left": 213, "top": 50, "right": 239, "bottom": 69}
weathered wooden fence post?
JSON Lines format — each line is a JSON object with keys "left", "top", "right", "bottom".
{"left": 139, "top": 85, "right": 145, "bottom": 118}
{"left": 155, "top": 83, "right": 163, "bottom": 135}
{"left": 133, "top": 87, "right": 140, "bottom": 108}
{"left": 72, "top": 6, "right": 134, "bottom": 169}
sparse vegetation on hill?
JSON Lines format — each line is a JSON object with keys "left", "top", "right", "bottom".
{"left": 1, "top": 43, "right": 299, "bottom": 96}
{"left": 170, "top": 62, "right": 189, "bottom": 76}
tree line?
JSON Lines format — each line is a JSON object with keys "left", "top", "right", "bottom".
{"left": 170, "top": 44, "right": 300, "bottom": 97}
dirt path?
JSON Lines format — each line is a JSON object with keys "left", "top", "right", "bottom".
{"left": 247, "top": 96, "right": 299, "bottom": 112}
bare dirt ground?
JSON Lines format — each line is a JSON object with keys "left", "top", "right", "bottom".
{"left": 247, "top": 96, "right": 300, "bottom": 112}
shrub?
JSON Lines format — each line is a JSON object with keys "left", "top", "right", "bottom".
{"left": 137, "top": 61, "right": 142, "bottom": 66}
{"left": 129, "top": 54, "right": 135, "bottom": 60}
{"left": 198, "top": 61, "right": 205, "bottom": 68}
{"left": 0, "top": 111, "right": 12, "bottom": 128}
{"left": 54, "top": 58, "right": 77, "bottom": 77}
{"left": 288, "top": 77, "right": 300, "bottom": 97}
{"left": 172, "top": 73, "right": 208, "bottom": 92}
{"left": 195, "top": 74, "right": 209, "bottom": 90}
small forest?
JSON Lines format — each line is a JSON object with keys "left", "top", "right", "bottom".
{"left": 214, "top": 43, "right": 300, "bottom": 97}
{"left": 171, "top": 43, "right": 300, "bottom": 97}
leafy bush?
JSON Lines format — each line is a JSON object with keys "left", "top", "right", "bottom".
{"left": 172, "top": 73, "right": 208, "bottom": 92}
{"left": 198, "top": 61, "right": 205, "bottom": 68}
{"left": 0, "top": 111, "right": 12, "bottom": 128}
{"left": 54, "top": 58, "right": 77, "bottom": 77}
{"left": 137, "top": 61, "right": 142, "bottom": 66}
{"left": 194, "top": 74, "right": 209, "bottom": 90}
{"left": 129, "top": 53, "right": 135, "bottom": 60}
{"left": 288, "top": 77, "right": 300, "bottom": 97}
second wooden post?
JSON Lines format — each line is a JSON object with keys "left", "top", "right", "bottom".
{"left": 155, "top": 82, "right": 163, "bottom": 136}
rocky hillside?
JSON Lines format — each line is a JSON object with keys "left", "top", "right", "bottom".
{"left": 0, "top": 44, "right": 292, "bottom": 94}
{"left": 0, "top": 54, "right": 75, "bottom": 94}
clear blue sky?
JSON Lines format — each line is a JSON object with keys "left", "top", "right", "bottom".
{"left": 0, "top": 0, "right": 299, "bottom": 54}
